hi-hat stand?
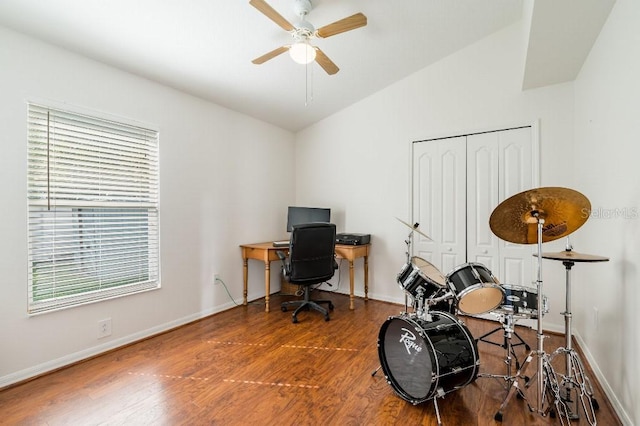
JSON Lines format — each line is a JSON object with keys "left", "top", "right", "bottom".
{"left": 538, "top": 244, "right": 607, "bottom": 424}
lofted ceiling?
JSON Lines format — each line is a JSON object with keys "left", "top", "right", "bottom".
{"left": 0, "top": 0, "right": 614, "bottom": 132}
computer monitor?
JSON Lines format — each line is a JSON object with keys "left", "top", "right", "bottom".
{"left": 286, "top": 206, "right": 331, "bottom": 233}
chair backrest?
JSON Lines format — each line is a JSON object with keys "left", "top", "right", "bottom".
{"left": 286, "top": 222, "right": 337, "bottom": 284}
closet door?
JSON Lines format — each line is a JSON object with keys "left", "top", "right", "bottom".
{"left": 411, "top": 137, "right": 466, "bottom": 274}
{"left": 496, "top": 128, "right": 535, "bottom": 286}
{"left": 466, "top": 127, "right": 535, "bottom": 285}
{"left": 412, "top": 126, "right": 537, "bottom": 287}
{"left": 466, "top": 133, "right": 500, "bottom": 273}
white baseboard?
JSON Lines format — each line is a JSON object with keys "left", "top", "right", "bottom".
{"left": 573, "top": 332, "right": 633, "bottom": 425}
{"left": 0, "top": 304, "right": 235, "bottom": 389}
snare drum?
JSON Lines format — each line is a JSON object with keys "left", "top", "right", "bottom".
{"left": 446, "top": 263, "right": 504, "bottom": 315}
{"left": 397, "top": 257, "right": 446, "bottom": 300}
{"left": 494, "top": 284, "right": 547, "bottom": 318}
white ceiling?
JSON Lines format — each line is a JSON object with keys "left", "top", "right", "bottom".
{"left": 0, "top": 0, "right": 614, "bottom": 132}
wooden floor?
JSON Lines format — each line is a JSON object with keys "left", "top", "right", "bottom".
{"left": 0, "top": 292, "right": 621, "bottom": 425}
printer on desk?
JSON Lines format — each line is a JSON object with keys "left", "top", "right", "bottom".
{"left": 336, "top": 233, "right": 370, "bottom": 245}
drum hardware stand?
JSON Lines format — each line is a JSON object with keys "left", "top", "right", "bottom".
{"left": 535, "top": 241, "right": 605, "bottom": 425}
{"left": 487, "top": 187, "right": 593, "bottom": 424}
{"left": 493, "top": 216, "right": 572, "bottom": 424}
{"left": 476, "top": 313, "right": 530, "bottom": 353}
{"left": 413, "top": 288, "right": 432, "bottom": 321}
{"left": 432, "top": 394, "right": 444, "bottom": 426}
{"left": 401, "top": 221, "right": 421, "bottom": 313}
{"left": 477, "top": 313, "right": 530, "bottom": 390}
{"left": 554, "top": 247, "right": 596, "bottom": 422}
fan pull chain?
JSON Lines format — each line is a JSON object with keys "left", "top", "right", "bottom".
{"left": 305, "top": 60, "right": 314, "bottom": 106}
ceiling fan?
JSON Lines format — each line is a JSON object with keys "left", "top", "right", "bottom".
{"left": 249, "top": 0, "right": 367, "bottom": 75}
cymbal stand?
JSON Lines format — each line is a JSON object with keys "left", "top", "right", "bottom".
{"left": 402, "top": 223, "right": 418, "bottom": 313}
{"left": 546, "top": 249, "right": 597, "bottom": 424}
{"left": 374, "top": 223, "right": 425, "bottom": 378}
{"left": 494, "top": 216, "right": 571, "bottom": 423}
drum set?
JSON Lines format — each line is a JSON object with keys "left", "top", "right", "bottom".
{"left": 376, "top": 187, "right": 607, "bottom": 425}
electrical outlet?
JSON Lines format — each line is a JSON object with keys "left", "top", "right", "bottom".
{"left": 214, "top": 273, "right": 221, "bottom": 284}
{"left": 98, "top": 318, "right": 112, "bottom": 339}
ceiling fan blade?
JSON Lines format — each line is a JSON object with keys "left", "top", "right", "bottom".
{"left": 252, "top": 46, "right": 289, "bottom": 64}
{"left": 249, "top": 0, "right": 295, "bottom": 32}
{"left": 316, "top": 13, "right": 367, "bottom": 38}
{"left": 314, "top": 48, "right": 339, "bottom": 75}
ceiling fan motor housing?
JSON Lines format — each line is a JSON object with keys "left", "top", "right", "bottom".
{"left": 293, "top": 0, "right": 313, "bottom": 19}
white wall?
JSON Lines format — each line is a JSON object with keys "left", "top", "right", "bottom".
{"left": 295, "top": 12, "right": 635, "bottom": 425}
{"left": 572, "top": 0, "right": 639, "bottom": 423}
{"left": 0, "top": 26, "right": 295, "bottom": 386}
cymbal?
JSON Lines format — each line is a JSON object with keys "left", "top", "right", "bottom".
{"left": 535, "top": 250, "right": 609, "bottom": 263}
{"left": 395, "top": 217, "right": 432, "bottom": 240}
{"left": 489, "top": 187, "right": 591, "bottom": 244}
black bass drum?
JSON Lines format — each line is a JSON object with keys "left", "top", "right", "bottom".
{"left": 377, "top": 311, "right": 479, "bottom": 404}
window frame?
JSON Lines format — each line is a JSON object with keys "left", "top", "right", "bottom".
{"left": 26, "top": 102, "right": 160, "bottom": 314}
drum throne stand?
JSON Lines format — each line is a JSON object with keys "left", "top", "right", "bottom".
{"left": 477, "top": 312, "right": 530, "bottom": 392}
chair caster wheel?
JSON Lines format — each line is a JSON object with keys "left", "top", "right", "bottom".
{"left": 329, "top": 303, "right": 334, "bottom": 310}
{"left": 324, "top": 316, "right": 330, "bottom": 322}
{"left": 281, "top": 306, "right": 288, "bottom": 312}
{"left": 292, "top": 316, "right": 298, "bottom": 324}
{"left": 494, "top": 412, "right": 503, "bottom": 422}
{"left": 592, "top": 397, "right": 600, "bottom": 410}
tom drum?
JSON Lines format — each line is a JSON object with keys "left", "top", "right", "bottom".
{"left": 446, "top": 263, "right": 504, "bottom": 315}
{"left": 396, "top": 256, "right": 447, "bottom": 301}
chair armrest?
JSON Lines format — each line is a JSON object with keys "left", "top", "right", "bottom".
{"left": 276, "top": 250, "right": 289, "bottom": 279}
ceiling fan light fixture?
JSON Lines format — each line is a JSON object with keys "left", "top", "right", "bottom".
{"left": 289, "top": 42, "right": 316, "bottom": 64}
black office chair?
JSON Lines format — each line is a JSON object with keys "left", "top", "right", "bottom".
{"left": 277, "top": 222, "right": 338, "bottom": 323}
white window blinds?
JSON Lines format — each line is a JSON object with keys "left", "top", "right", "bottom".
{"left": 27, "top": 104, "right": 160, "bottom": 314}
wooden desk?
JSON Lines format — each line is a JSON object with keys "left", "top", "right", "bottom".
{"left": 240, "top": 242, "right": 370, "bottom": 312}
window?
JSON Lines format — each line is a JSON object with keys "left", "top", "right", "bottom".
{"left": 27, "top": 103, "right": 159, "bottom": 314}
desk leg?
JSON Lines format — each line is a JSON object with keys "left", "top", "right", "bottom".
{"left": 364, "top": 255, "right": 369, "bottom": 301}
{"left": 348, "top": 260, "right": 355, "bottom": 310}
{"left": 264, "top": 261, "right": 271, "bottom": 313}
{"left": 242, "top": 258, "right": 249, "bottom": 306}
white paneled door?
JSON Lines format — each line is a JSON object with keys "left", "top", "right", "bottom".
{"left": 412, "top": 126, "right": 538, "bottom": 286}
{"left": 411, "top": 137, "right": 467, "bottom": 275}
